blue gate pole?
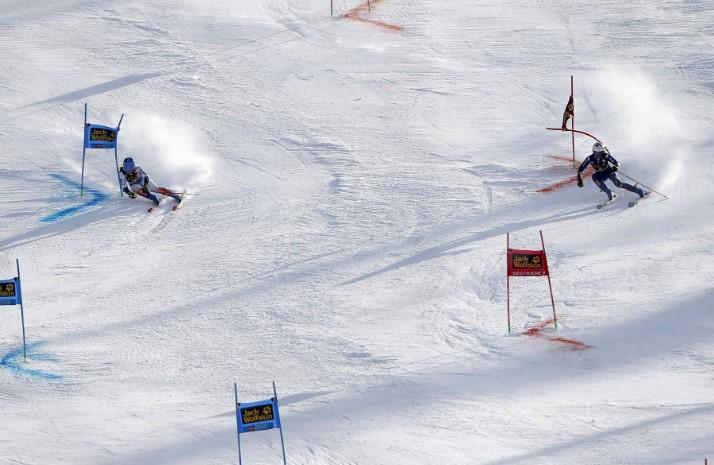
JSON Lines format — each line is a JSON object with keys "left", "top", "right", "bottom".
{"left": 16, "top": 259, "right": 26, "bottom": 361}
{"left": 234, "top": 383, "right": 243, "bottom": 465}
{"left": 114, "top": 145, "right": 123, "bottom": 197}
{"left": 273, "top": 381, "right": 287, "bottom": 465}
{"left": 81, "top": 103, "right": 87, "bottom": 198}
{"left": 115, "top": 113, "right": 125, "bottom": 197}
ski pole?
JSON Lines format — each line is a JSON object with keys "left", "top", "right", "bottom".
{"left": 154, "top": 188, "right": 198, "bottom": 196}
{"left": 618, "top": 172, "right": 669, "bottom": 199}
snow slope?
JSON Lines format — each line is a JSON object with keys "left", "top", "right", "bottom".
{"left": 1, "top": 1, "right": 713, "bottom": 464}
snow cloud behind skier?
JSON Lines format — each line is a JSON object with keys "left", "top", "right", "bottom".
{"left": 121, "top": 112, "right": 214, "bottom": 192}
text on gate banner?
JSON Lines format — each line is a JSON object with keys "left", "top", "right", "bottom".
{"left": 89, "top": 127, "right": 117, "bottom": 143}
{"left": 508, "top": 251, "right": 548, "bottom": 276}
{"left": 241, "top": 403, "right": 275, "bottom": 425}
{"left": 0, "top": 281, "right": 16, "bottom": 298}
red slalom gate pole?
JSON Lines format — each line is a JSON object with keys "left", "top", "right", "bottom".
{"left": 540, "top": 230, "right": 557, "bottom": 330}
{"left": 546, "top": 127, "right": 601, "bottom": 143}
{"left": 570, "top": 75, "right": 576, "bottom": 167}
{"left": 506, "top": 233, "right": 511, "bottom": 334}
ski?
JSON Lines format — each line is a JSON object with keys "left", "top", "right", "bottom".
{"left": 596, "top": 195, "right": 618, "bottom": 209}
{"left": 171, "top": 194, "right": 184, "bottom": 212}
{"left": 147, "top": 199, "right": 161, "bottom": 213}
{"left": 628, "top": 192, "right": 650, "bottom": 208}
{"left": 147, "top": 196, "right": 182, "bottom": 213}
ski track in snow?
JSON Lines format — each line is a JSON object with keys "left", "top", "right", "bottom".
{"left": 0, "top": 1, "right": 713, "bottom": 464}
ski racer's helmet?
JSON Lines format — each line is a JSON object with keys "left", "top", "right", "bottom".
{"left": 592, "top": 142, "right": 605, "bottom": 154}
{"left": 122, "top": 157, "right": 136, "bottom": 172}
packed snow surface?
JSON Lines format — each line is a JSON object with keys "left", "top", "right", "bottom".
{"left": 1, "top": 1, "right": 712, "bottom": 464}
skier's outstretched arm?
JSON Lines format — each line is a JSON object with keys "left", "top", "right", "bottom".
{"left": 118, "top": 169, "right": 138, "bottom": 198}
{"left": 577, "top": 156, "right": 591, "bottom": 174}
{"left": 576, "top": 156, "right": 591, "bottom": 187}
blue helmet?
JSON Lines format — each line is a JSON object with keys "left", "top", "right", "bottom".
{"left": 122, "top": 157, "right": 136, "bottom": 172}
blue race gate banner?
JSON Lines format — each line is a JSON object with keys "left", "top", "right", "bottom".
{"left": 84, "top": 124, "right": 118, "bottom": 149}
{"left": 237, "top": 398, "right": 281, "bottom": 433}
{"left": 1, "top": 259, "right": 27, "bottom": 361}
{"left": 0, "top": 278, "right": 21, "bottom": 306}
{"left": 80, "top": 103, "right": 124, "bottom": 197}
{"left": 234, "top": 382, "right": 288, "bottom": 465}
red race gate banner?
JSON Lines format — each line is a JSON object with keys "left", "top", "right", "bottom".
{"left": 508, "top": 249, "right": 549, "bottom": 277}
{"left": 506, "top": 231, "right": 557, "bottom": 333}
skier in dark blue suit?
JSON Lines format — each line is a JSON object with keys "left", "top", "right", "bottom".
{"left": 577, "top": 142, "right": 647, "bottom": 202}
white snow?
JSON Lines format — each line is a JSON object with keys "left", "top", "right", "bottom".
{"left": 1, "top": 1, "right": 712, "bottom": 464}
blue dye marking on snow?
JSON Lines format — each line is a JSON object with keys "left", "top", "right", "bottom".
{"left": 40, "top": 174, "right": 109, "bottom": 223}
{"left": 0, "top": 342, "right": 62, "bottom": 380}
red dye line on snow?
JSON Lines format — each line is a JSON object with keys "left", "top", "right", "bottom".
{"left": 548, "top": 337, "right": 591, "bottom": 351}
{"left": 522, "top": 320, "right": 552, "bottom": 337}
{"left": 537, "top": 165, "right": 593, "bottom": 194}
{"left": 345, "top": 0, "right": 404, "bottom": 32}
{"left": 522, "top": 319, "right": 591, "bottom": 351}
{"left": 537, "top": 175, "right": 581, "bottom": 193}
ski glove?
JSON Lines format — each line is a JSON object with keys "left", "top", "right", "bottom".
{"left": 577, "top": 175, "right": 583, "bottom": 188}
{"left": 123, "top": 187, "right": 137, "bottom": 199}
{"left": 611, "top": 165, "right": 618, "bottom": 172}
